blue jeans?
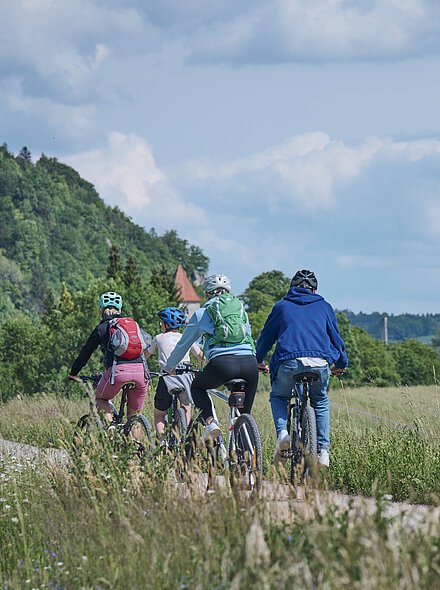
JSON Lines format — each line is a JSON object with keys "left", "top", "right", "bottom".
{"left": 270, "top": 359, "right": 331, "bottom": 451}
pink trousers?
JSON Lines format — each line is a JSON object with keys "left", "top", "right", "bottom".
{"left": 96, "top": 363, "right": 148, "bottom": 412}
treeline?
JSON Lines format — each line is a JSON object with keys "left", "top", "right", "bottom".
{"left": 341, "top": 310, "right": 440, "bottom": 342}
{"left": 242, "top": 271, "right": 440, "bottom": 388}
{"left": 0, "top": 144, "right": 208, "bottom": 313}
{"left": 0, "top": 263, "right": 179, "bottom": 401}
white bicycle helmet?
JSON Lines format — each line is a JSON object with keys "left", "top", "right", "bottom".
{"left": 202, "top": 274, "right": 232, "bottom": 294}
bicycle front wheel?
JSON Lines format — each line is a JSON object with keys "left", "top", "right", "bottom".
{"left": 230, "top": 414, "right": 263, "bottom": 492}
{"left": 72, "top": 413, "right": 104, "bottom": 450}
{"left": 123, "top": 414, "right": 152, "bottom": 456}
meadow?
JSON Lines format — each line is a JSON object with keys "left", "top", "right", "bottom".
{"left": 1, "top": 381, "right": 440, "bottom": 588}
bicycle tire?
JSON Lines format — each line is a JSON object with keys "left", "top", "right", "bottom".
{"left": 169, "top": 407, "right": 188, "bottom": 449}
{"left": 184, "top": 420, "right": 226, "bottom": 487}
{"left": 72, "top": 413, "right": 104, "bottom": 449}
{"left": 229, "top": 414, "right": 263, "bottom": 492}
{"left": 301, "top": 405, "right": 318, "bottom": 478}
{"left": 123, "top": 414, "right": 152, "bottom": 456}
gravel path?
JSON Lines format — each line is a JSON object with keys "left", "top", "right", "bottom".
{"left": 1, "top": 437, "right": 439, "bottom": 531}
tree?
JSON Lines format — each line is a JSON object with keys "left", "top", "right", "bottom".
{"left": 123, "top": 256, "right": 141, "bottom": 287}
{"left": 149, "top": 264, "right": 181, "bottom": 304}
{"left": 241, "top": 270, "right": 290, "bottom": 313}
{"left": 390, "top": 339, "right": 440, "bottom": 386}
{"left": 18, "top": 146, "right": 32, "bottom": 163}
{"left": 107, "top": 245, "right": 121, "bottom": 279}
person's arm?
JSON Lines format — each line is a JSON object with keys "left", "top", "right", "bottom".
{"left": 255, "top": 304, "right": 280, "bottom": 364}
{"left": 190, "top": 342, "right": 204, "bottom": 368}
{"left": 327, "top": 307, "right": 348, "bottom": 369}
{"left": 144, "top": 337, "right": 158, "bottom": 360}
{"left": 69, "top": 325, "right": 101, "bottom": 377}
{"left": 163, "top": 309, "right": 212, "bottom": 372}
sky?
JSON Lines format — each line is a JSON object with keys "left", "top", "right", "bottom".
{"left": 1, "top": 0, "right": 440, "bottom": 314}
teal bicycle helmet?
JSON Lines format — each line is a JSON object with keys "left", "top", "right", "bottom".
{"left": 99, "top": 291, "right": 123, "bottom": 311}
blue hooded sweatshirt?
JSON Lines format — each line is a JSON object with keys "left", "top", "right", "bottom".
{"left": 256, "top": 287, "right": 348, "bottom": 380}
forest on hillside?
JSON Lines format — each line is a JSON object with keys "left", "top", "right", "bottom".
{"left": 0, "top": 144, "right": 208, "bottom": 313}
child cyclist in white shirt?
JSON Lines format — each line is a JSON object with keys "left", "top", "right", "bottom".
{"left": 144, "top": 307, "right": 203, "bottom": 439}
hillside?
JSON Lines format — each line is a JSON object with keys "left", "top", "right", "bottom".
{"left": 341, "top": 310, "right": 440, "bottom": 343}
{"left": 0, "top": 144, "right": 208, "bottom": 310}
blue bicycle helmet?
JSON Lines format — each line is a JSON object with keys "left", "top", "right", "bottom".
{"left": 99, "top": 291, "right": 123, "bottom": 311}
{"left": 157, "top": 307, "right": 186, "bottom": 329}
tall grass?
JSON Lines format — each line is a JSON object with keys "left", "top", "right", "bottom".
{"left": 1, "top": 384, "right": 440, "bottom": 504}
{"left": 1, "top": 443, "right": 440, "bottom": 589}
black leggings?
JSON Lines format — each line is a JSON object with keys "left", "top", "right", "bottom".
{"left": 191, "top": 354, "right": 259, "bottom": 421}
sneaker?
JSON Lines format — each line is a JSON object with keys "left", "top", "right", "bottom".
{"left": 202, "top": 420, "right": 221, "bottom": 442}
{"left": 318, "top": 449, "right": 330, "bottom": 467}
{"left": 274, "top": 429, "right": 290, "bottom": 465}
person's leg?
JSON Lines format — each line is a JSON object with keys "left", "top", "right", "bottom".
{"left": 237, "top": 356, "right": 259, "bottom": 415}
{"left": 270, "top": 361, "right": 298, "bottom": 437}
{"left": 123, "top": 364, "right": 148, "bottom": 438}
{"left": 307, "top": 365, "right": 331, "bottom": 452}
{"left": 153, "top": 377, "right": 173, "bottom": 439}
{"left": 191, "top": 356, "right": 235, "bottom": 422}
{"left": 95, "top": 367, "right": 120, "bottom": 422}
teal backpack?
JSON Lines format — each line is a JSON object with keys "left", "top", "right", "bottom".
{"left": 205, "top": 293, "right": 255, "bottom": 351}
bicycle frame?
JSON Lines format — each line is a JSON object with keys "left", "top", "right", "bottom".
{"left": 286, "top": 381, "right": 310, "bottom": 463}
{"left": 207, "top": 387, "right": 255, "bottom": 466}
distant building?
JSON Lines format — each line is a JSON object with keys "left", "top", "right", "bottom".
{"left": 174, "top": 264, "right": 202, "bottom": 319}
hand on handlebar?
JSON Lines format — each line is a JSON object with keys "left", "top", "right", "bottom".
{"left": 331, "top": 367, "right": 345, "bottom": 376}
{"left": 68, "top": 374, "right": 82, "bottom": 382}
{"left": 258, "top": 362, "right": 270, "bottom": 374}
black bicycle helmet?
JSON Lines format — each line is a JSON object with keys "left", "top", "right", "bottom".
{"left": 290, "top": 269, "right": 318, "bottom": 290}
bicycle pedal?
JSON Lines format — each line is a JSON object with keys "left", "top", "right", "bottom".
{"left": 280, "top": 449, "right": 294, "bottom": 458}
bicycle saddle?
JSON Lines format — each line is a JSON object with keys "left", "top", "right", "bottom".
{"left": 224, "top": 379, "right": 247, "bottom": 392}
{"left": 292, "top": 372, "right": 319, "bottom": 384}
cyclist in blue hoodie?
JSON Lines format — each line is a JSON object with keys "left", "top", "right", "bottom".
{"left": 256, "top": 269, "right": 347, "bottom": 467}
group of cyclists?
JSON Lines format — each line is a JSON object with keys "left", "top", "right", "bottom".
{"left": 68, "top": 270, "right": 348, "bottom": 468}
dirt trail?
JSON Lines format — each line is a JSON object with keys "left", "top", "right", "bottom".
{"left": 1, "top": 436, "right": 439, "bottom": 531}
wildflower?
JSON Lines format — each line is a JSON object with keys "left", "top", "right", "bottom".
{"left": 11, "top": 517, "right": 19, "bottom": 524}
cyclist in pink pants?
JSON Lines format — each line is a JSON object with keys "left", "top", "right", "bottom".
{"left": 69, "top": 292, "right": 148, "bottom": 421}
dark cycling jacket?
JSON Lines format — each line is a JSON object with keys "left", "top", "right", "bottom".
{"left": 256, "top": 287, "right": 348, "bottom": 381}
{"left": 70, "top": 315, "right": 144, "bottom": 376}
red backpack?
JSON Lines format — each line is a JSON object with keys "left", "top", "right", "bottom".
{"left": 108, "top": 317, "right": 146, "bottom": 360}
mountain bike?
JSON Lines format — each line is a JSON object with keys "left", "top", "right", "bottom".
{"left": 186, "top": 375, "right": 263, "bottom": 492}
{"left": 281, "top": 371, "right": 318, "bottom": 484}
{"left": 148, "top": 366, "right": 193, "bottom": 452}
{"left": 73, "top": 374, "right": 152, "bottom": 456}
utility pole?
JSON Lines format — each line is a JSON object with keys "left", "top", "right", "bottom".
{"left": 383, "top": 315, "right": 388, "bottom": 346}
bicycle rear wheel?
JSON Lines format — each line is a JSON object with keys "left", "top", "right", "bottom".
{"left": 123, "top": 414, "right": 152, "bottom": 456}
{"left": 169, "top": 407, "right": 188, "bottom": 450}
{"left": 230, "top": 414, "right": 263, "bottom": 492}
{"left": 301, "top": 405, "right": 318, "bottom": 478}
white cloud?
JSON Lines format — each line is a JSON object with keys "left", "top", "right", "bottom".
{"left": 0, "top": 0, "right": 152, "bottom": 104}
{"left": 0, "top": 77, "right": 96, "bottom": 139}
{"left": 177, "top": 132, "right": 440, "bottom": 211}
{"left": 188, "top": 0, "right": 440, "bottom": 64}
{"left": 65, "top": 132, "right": 206, "bottom": 226}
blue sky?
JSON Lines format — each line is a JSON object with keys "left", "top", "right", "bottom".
{"left": 2, "top": 0, "right": 440, "bottom": 313}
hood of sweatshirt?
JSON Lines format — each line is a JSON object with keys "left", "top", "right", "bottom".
{"left": 283, "top": 287, "right": 325, "bottom": 306}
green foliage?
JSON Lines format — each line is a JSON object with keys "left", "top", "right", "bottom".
{"left": 389, "top": 339, "right": 440, "bottom": 386}
{"left": 241, "top": 270, "right": 290, "bottom": 313}
{"left": 0, "top": 151, "right": 209, "bottom": 311}
{"left": 342, "top": 309, "right": 440, "bottom": 342}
